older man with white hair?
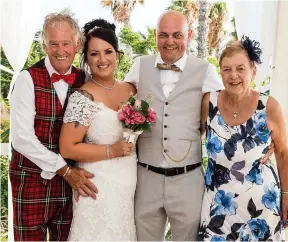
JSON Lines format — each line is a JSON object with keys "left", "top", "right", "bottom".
{"left": 9, "top": 10, "right": 97, "bottom": 241}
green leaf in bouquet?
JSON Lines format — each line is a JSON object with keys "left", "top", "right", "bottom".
{"left": 128, "top": 96, "right": 136, "bottom": 105}
{"left": 141, "top": 122, "right": 151, "bottom": 132}
{"left": 141, "top": 100, "right": 149, "bottom": 112}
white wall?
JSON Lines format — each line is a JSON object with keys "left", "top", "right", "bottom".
{"left": 271, "top": 1, "right": 288, "bottom": 239}
{"left": 271, "top": 1, "right": 288, "bottom": 138}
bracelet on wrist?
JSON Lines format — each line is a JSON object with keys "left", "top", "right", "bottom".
{"left": 63, "top": 166, "right": 70, "bottom": 177}
{"left": 66, "top": 168, "right": 72, "bottom": 179}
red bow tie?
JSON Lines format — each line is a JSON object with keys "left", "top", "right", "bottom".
{"left": 51, "top": 73, "right": 76, "bottom": 85}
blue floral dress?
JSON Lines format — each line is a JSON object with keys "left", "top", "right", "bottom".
{"left": 198, "top": 91, "right": 284, "bottom": 241}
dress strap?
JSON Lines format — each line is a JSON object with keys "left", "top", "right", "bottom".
{"left": 257, "top": 93, "right": 269, "bottom": 111}
{"left": 209, "top": 91, "right": 219, "bottom": 108}
{"left": 207, "top": 91, "right": 220, "bottom": 124}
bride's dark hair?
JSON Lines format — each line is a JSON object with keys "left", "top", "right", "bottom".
{"left": 81, "top": 19, "right": 122, "bottom": 68}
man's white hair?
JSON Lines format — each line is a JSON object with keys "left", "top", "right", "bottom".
{"left": 41, "top": 8, "right": 82, "bottom": 47}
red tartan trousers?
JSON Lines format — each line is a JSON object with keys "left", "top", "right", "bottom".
{"left": 9, "top": 168, "right": 73, "bottom": 241}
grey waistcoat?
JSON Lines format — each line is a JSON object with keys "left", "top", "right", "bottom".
{"left": 137, "top": 54, "right": 209, "bottom": 167}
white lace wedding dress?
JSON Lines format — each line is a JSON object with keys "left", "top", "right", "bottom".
{"left": 63, "top": 91, "right": 137, "bottom": 241}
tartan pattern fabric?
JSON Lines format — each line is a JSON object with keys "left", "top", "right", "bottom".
{"left": 9, "top": 59, "right": 85, "bottom": 241}
{"left": 9, "top": 169, "right": 73, "bottom": 241}
{"left": 10, "top": 59, "right": 85, "bottom": 172}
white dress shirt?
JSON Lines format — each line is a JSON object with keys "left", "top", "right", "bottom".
{"left": 10, "top": 57, "right": 72, "bottom": 179}
{"left": 124, "top": 52, "right": 224, "bottom": 167}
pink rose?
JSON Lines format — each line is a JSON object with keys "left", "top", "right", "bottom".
{"left": 125, "top": 118, "right": 132, "bottom": 125}
{"left": 122, "top": 104, "right": 133, "bottom": 115}
{"left": 147, "top": 108, "right": 156, "bottom": 123}
{"left": 117, "top": 110, "right": 126, "bottom": 121}
{"left": 118, "top": 104, "right": 134, "bottom": 123}
{"left": 131, "top": 111, "right": 146, "bottom": 124}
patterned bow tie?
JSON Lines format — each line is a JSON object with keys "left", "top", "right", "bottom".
{"left": 156, "top": 63, "right": 181, "bottom": 72}
{"left": 51, "top": 73, "right": 76, "bottom": 85}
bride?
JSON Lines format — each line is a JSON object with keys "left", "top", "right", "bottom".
{"left": 59, "top": 19, "right": 137, "bottom": 241}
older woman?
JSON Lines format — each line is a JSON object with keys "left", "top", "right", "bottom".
{"left": 198, "top": 37, "right": 288, "bottom": 241}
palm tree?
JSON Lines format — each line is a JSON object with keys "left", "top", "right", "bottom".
{"left": 101, "top": 0, "right": 144, "bottom": 24}
{"left": 197, "top": 0, "right": 210, "bottom": 59}
{"left": 230, "top": 17, "right": 238, "bottom": 40}
{"left": 167, "top": 0, "right": 199, "bottom": 28}
{"left": 119, "top": 25, "right": 157, "bottom": 56}
{"left": 208, "top": 2, "right": 228, "bottom": 58}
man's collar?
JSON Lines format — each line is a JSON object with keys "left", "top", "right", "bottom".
{"left": 45, "top": 56, "right": 72, "bottom": 77}
{"left": 154, "top": 52, "right": 187, "bottom": 71}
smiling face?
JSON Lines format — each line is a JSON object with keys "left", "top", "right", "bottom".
{"left": 220, "top": 51, "right": 256, "bottom": 96}
{"left": 44, "top": 21, "right": 80, "bottom": 74}
{"left": 86, "top": 37, "right": 117, "bottom": 80}
{"left": 155, "top": 12, "right": 192, "bottom": 64}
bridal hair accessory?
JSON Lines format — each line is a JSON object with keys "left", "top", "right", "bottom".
{"left": 240, "top": 36, "right": 262, "bottom": 65}
{"left": 88, "top": 26, "right": 100, "bottom": 34}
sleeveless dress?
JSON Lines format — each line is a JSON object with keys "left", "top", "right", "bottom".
{"left": 63, "top": 91, "right": 137, "bottom": 241}
{"left": 198, "top": 91, "right": 284, "bottom": 241}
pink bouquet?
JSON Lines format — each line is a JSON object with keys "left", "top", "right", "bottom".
{"left": 118, "top": 94, "right": 156, "bottom": 143}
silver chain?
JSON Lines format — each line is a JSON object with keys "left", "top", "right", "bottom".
{"left": 91, "top": 76, "right": 116, "bottom": 90}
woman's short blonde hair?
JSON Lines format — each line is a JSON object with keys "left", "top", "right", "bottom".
{"left": 219, "top": 40, "right": 255, "bottom": 68}
{"left": 41, "top": 9, "right": 81, "bottom": 47}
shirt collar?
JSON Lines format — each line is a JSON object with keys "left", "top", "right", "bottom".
{"left": 154, "top": 52, "right": 187, "bottom": 71}
{"left": 45, "top": 56, "right": 72, "bottom": 77}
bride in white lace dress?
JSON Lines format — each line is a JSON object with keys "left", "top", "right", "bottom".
{"left": 59, "top": 19, "right": 137, "bottom": 241}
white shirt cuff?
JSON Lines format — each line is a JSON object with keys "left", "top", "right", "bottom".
{"left": 40, "top": 155, "right": 67, "bottom": 179}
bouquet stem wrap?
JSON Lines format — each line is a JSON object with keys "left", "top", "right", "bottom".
{"left": 123, "top": 128, "right": 143, "bottom": 144}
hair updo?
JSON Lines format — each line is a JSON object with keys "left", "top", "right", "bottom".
{"left": 81, "top": 19, "right": 122, "bottom": 68}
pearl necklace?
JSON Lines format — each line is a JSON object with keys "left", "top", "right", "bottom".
{"left": 91, "top": 76, "right": 116, "bottom": 90}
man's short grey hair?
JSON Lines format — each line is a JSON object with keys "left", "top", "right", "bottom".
{"left": 41, "top": 9, "right": 81, "bottom": 47}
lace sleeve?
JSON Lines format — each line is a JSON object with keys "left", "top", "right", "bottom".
{"left": 63, "top": 90, "right": 101, "bottom": 127}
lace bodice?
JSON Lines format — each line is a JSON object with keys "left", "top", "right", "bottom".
{"left": 64, "top": 90, "right": 124, "bottom": 145}
{"left": 63, "top": 91, "right": 137, "bottom": 241}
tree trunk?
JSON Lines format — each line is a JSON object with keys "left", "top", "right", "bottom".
{"left": 197, "top": 0, "right": 210, "bottom": 59}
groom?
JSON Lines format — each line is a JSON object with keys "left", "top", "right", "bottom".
{"left": 125, "top": 10, "right": 223, "bottom": 241}
{"left": 9, "top": 10, "right": 97, "bottom": 241}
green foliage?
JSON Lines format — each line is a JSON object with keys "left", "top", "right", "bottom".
{"left": 202, "top": 156, "right": 208, "bottom": 172}
{"left": 0, "top": 121, "right": 9, "bottom": 143}
{"left": 115, "top": 52, "right": 133, "bottom": 81}
{"left": 0, "top": 97, "right": 10, "bottom": 143}
{"left": 207, "top": 56, "right": 220, "bottom": 75}
{"left": 24, "top": 41, "right": 46, "bottom": 69}
{"left": 119, "top": 25, "right": 157, "bottom": 56}
{"left": 0, "top": 47, "right": 13, "bottom": 99}
{"left": 167, "top": 0, "right": 189, "bottom": 11}
{"left": 72, "top": 53, "right": 81, "bottom": 68}
{"left": 250, "top": 80, "right": 256, "bottom": 90}
{"left": 165, "top": 228, "right": 172, "bottom": 240}
{"left": 209, "top": 2, "right": 227, "bottom": 19}
{"left": 1, "top": 156, "right": 8, "bottom": 217}
{"left": 230, "top": 17, "right": 238, "bottom": 40}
